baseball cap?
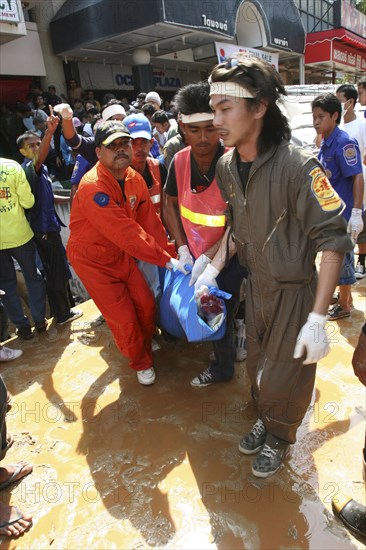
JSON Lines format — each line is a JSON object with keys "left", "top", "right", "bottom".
{"left": 123, "top": 113, "right": 152, "bottom": 140}
{"left": 94, "top": 120, "right": 131, "bottom": 147}
{"left": 145, "top": 91, "right": 162, "bottom": 106}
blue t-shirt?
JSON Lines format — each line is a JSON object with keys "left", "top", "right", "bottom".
{"left": 22, "top": 160, "right": 61, "bottom": 233}
{"left": 70, "top": 155, "right": 92, "bottom": 186}
{"left": 318, "top": 125, "right": 362, "bottom": 221}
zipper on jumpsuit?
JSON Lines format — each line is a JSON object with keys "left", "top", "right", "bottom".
{"left": 241, "top": 164, "right": 270, "bottom": 331}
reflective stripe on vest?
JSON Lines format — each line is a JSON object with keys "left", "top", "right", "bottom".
{"left": 174, "top": 146, "right": 228, "bottom": 258}
{"left": 146, "top": 157, "right": 162, "bottom": 213}
{"left": 180, "top": 204, "right": 226, "bottom": 227}
{"left": 150, "top": 194, "right": 160, "bottom": 204}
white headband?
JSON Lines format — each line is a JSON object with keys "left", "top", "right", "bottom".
{"left": 180, "top": 112, "right": 214, "bottom": 123}
{"left": 102, "top": 104, "right": 126, "bottom": 121}
{"left": 209, "top": 81, "right": 255, "bottom": 98}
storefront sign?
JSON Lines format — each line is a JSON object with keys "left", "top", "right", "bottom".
{"left": 332, "top": 41, "right": 366, "bottom": 70}
{"left": 215, "top": 42, "right": 279, "bottom": 71}
{"left": 79, "top": 63, "right": 183, "bottom": 91}
{"left": 305, "top": 39, "right": 366, "bottom": 72}
{"left": 0, "top": 0, "right": 21, "bottom": 23}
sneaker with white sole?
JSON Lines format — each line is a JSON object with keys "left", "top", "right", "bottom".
{"left": 251, "top": 443, "right": 286, "bottom": 478}
{"left": 238, "top": 419, "right": 266, "bottom": 455}
{"left": 0, "top": 347, "right": 23, "bottom": 362}
{"left": 355, "top": 263, "right": 365, "bottom": 279}
{"left": 137, "top": 367, "right": 156, "bottom": 385}
{"left": 191, "top": 367, "right": 215, "bottom": 388}
{"left": 57, "top": 309, "right": 83, "bottom": 325}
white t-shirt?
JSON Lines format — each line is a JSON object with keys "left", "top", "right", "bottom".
{"left": 340, "top": 115, "right": 366, "bottom": 190}
{"left": 340, "top": 116, "right": 365, "bottom": 155}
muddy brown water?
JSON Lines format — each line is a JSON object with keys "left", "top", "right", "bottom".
{"left": 0, "top": 280, "right": 364, "bottom": 549}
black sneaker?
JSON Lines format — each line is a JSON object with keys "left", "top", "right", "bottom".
{"left": 251, "top": 443, "right": 286, "bottom": 478}
{"left": 238, "top": 419, "right": 266, "bottom": 455}
{"left": 190, "top": 366, "right": 231, "bottom": 388}
{"left": 16, "top": 325, "right": 34, "bottom": 340}
{"left": 35, "top": 319, "right": 47, "bottom": 332}
{"left": 57, "top": 310, "right": 83, "bottom": 326}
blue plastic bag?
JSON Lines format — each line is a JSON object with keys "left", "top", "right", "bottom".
{"left": 159, "top": 267, "right": 231, "bottom": 342}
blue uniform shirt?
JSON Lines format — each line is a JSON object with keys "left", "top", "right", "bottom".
{"left": 22, "top": 160, "right": 61, "bottom": 233}
{"left": 318, "top": 125, "right": 362, "bottom": 221}
{"left": 70, "top": 154, "right": 92, "bottom": 186}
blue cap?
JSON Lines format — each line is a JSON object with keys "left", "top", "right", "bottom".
{"left": 123, "top": 113, "right": 152, "bottom": 140}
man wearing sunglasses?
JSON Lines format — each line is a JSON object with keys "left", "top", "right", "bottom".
{"left": 67, "top": 121, "right": 177, "bottom": 385}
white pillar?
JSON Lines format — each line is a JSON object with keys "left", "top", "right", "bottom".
{"left": 299, "top": 55, "right": 305, "bottom": 84}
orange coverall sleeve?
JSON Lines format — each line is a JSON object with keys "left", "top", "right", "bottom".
{"left": 134, "top": 182, "right": 176, "bottom": 258}
{"left": 79, "top": 189, "right": 173, "bottom": 267}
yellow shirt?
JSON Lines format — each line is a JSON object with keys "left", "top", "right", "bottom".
{"left": 0, "top": 158, "right": 34, "bottom": 249}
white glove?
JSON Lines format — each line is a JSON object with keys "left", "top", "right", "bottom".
{"left": 165, "top": 258, "right": 178, "bottom": 270}
{"left": 189, "top": 254, "right": 211, "bottom": 286}
{"left": 53, "top": 103, "right": 73, "bottom": 120}
{"left": 176, "top": 245, "right": 194, "bottom": 275}
{"left": 347, "top": 208, "right": 363, "bottom": 241}
{"left": 194, "top": 263, "right": 220, "bottom": 293}
{"left": 293, "top": 312, "right": 330, "bottom": 365}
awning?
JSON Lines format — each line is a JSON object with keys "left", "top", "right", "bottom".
{"left": 306, "top": 29, "right": 366, "bottom": 51}
{"left": 305, "top": 28, "right": 366, "bottom": 72}
{"left": 50, "top": 0, "right": 305, "bottom": 61}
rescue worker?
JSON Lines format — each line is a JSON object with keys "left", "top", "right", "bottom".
{"left": 54, "top": 99, "right": 126, "bottom": 166}
{"left": 312, "top": 93, "right": 364, "bottom": 320}
{"left": 198, "top": 54, "right": 353, "bottom": 477}
{"left": 67, "top": 121, "right": 177, "bottom": 386}
{"left": 163, "top": 82, "right": 246, "bottom": 388}
{"left": 123, "top": 113, "right": 166, "bottom": 215}
{"left": 123, "top": 112, "right": 167, "bottom": 299}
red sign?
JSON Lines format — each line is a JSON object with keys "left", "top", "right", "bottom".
{"left": 305, "top": 39, "right": 366, "bottom": 71}
{"left": 332, "top": 41, "right": 366, "bottom": 70}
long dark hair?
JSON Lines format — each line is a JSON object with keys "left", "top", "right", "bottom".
{"left": 209, "top": 54, "right": 291, "bottom": 154}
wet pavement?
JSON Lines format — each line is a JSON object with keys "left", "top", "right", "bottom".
{"left": 0, "top": 277, "right": 365, "bottom": 549}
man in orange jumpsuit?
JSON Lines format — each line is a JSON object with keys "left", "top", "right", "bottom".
{"left": 67, "top": 121, "right": 177, "bottom": 385}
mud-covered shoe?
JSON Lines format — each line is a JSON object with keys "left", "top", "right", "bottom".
{"left": 238, "top": 419, "right": 266, "bottom": 455}
{"left": 16, "top": 325, "right": 33, "bottom": 340}
{"left": 252, "top": 443, "right": 286, "bottom": 478}
{"left": 35, "top": 318, "right": 47, "bottom": 332}
{"left": 57, "top": 309, "right": 83, "bottom": 325}
{"left": 137, "top": 367, "right": 156, "bottom": 386}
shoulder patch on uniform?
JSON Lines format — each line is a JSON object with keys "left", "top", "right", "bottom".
{"left": 342, "top": 143, "right": 357, "bottom": 166}
{"left": 129, "top": 195, "right": 136, "bottom": 209}
{"left": 309, "top": 167, "right": 342, "bottom": 212}
{"left": 93, "top": 192, "right": 110, "bottom": 207}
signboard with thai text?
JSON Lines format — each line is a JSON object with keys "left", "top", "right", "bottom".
{"left": 215, "top": 42, "right": 279, "bottom": 71}
{"left": 305, "top": 39, "right": 366, "bottom": 72}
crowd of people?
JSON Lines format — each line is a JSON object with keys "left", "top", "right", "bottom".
{"left": 0, "top": 60, "right": 365, "bottom": 540}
